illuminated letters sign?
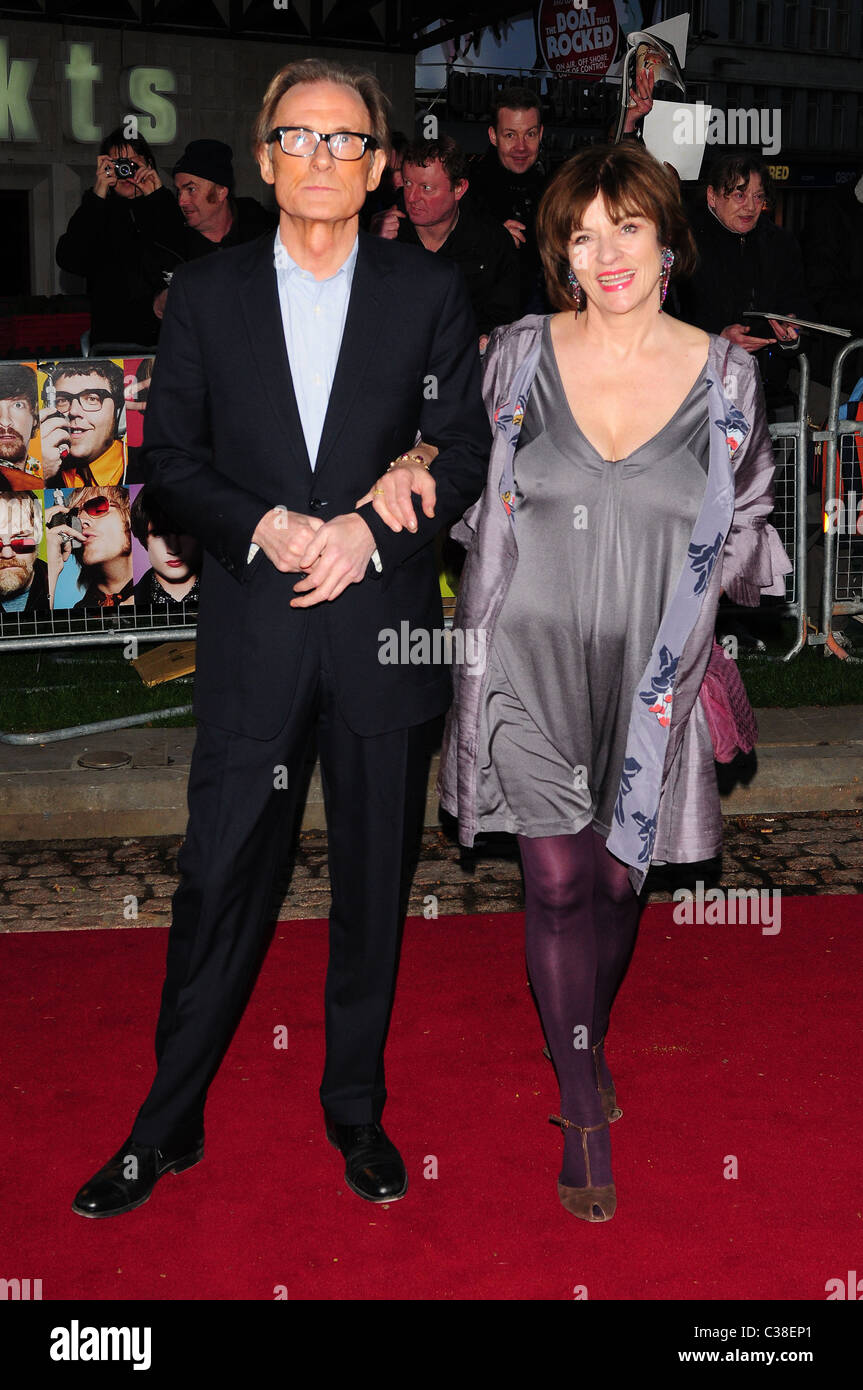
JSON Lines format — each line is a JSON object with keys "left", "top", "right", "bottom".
{"left": 0, "top": 37, "right": 177, "bottom": 144}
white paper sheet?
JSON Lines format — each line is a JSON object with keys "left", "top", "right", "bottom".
{"left": 642, "top": 101, "right": 712, "bottom": 181}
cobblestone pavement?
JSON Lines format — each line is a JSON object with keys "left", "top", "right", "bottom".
{"left": 1, "top": 810, "right": 860, "bottom": 932}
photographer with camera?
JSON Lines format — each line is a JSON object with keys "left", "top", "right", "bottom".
{"left": 56, "top": 126, "right": 185, "bottom": 352}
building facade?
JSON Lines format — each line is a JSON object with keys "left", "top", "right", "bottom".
{"left": 0, "top": 10, "right": 415, "bottom": 296}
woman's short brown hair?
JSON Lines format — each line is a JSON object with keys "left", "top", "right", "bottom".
{"left": 537, "top": 142, "right": 697, "bottom": 311}
{"left": 252, "top": 58, "right": 390, "bottom": 158}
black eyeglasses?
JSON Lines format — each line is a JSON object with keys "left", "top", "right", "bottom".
{"left": 52, "top": 389, "right": 114, "bottom": 414}
{"left": 266, "top": 127, "right": 379, "bottom": 161}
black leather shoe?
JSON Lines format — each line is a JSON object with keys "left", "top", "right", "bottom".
{"left": 72, "top": 1135, "right": 204, "bottom": 1219}
{"left": 325, "top": 1118, "right": 408, "bottom": 1203}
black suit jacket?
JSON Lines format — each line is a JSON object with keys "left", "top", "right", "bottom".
{"left": 141, "top": 230, "right": 490, "bottom": 739}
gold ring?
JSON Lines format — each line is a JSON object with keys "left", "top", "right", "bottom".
{"left": 372, "top": 487, "right": 385, "bottom": 495}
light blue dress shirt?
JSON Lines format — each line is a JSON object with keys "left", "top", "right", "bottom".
{"left": 274, "top": 230, "right": 358, "bottom": 470}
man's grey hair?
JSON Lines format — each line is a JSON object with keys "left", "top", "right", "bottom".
{"left": 252, "top": 58, "right": 390, "bottom": 156}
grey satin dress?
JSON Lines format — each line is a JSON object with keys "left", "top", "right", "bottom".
{"left": 475, "top": 317, "right": 711, "bottom": 839}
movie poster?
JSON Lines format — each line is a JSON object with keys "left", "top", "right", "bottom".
{"left": 35, "top": 357, "right": 128, "bottom": 490}
{"left": 0, "top": 355, "right": 198, "bottom": 620}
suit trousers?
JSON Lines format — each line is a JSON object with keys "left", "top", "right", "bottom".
{"left": 130, "top": 609, "right": 434, "bottom": 1147}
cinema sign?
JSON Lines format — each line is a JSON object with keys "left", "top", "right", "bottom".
{"left": 0, "top": 37, "right": 177, "bottom": 144}
{"left": 536, "top": 0, "right": 619, "bottom": 80}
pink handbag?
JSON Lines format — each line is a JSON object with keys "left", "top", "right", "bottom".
{"left": 698, "top": 639, "right": 759, "bottom": 762}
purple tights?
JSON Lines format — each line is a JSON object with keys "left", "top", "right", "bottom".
{"left": 518, "top": 827, "right": 642, "bottom": 1188}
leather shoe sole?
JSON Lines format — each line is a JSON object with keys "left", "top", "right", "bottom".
{"left": 72, "top": 1137, "right": 204, "bottom": 1219}
{"left": 325, "top": 1119, "right": 408, "bottom": 1204}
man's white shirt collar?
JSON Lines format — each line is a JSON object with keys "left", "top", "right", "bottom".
{"left": 273, "top": 230, "right": 359, "bottom": 280}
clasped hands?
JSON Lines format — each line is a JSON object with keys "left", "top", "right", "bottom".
{"left": 251, "top": 443, "right": 438, "bottom": 608}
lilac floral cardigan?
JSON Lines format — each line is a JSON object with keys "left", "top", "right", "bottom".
{"left": 437, "top": 316, "right": 792, "bottom": 892}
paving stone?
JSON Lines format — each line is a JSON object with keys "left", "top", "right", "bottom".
{"left": 819, "top": 868, "right": 863, "bottom": 885}
{"left": 17, "top": 862, "right": 74, "bottom": 878}
{"left": 788, "top": 856, "right": 838, "bottom": 869}
{"left": 834, "top": 845, "right": 863, "bottom": 865}
{"left": 83, "top": 876, "right": 147, "bottom": 893}
{"left": 6, "top": 885, "right": 70, "bottom": 904}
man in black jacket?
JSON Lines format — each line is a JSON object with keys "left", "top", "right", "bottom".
{"left": 466, "top": 88, "right": 549, "bottom": 315}
{"left": 153, "top": 139, "right": 277, "bottom": 320}
{"left": 56, "top": 127, "right": 186, "bottom": 351}
{"left": 172, "top": 139, "right": 276, "bottom": 258}
{"left": 375, "top": 135, "right": 520, "bottom": 347}
{"left": 71, "top": 59, "right": 488, "bottom": 1220}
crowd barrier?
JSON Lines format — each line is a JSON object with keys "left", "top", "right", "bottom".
{"left": 764, "top": 353, "right": 810, "bottom": 662}
{"left": 814, "top": 338, "right": 863, "bottom": 663}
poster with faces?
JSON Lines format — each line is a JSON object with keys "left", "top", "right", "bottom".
{"left": 46, "top": 484, "right": 136, "bottom": 611}
{"left": 0, "top": 360, "right": 45, "bottom": 614}
{"left": 0, "top": 357, "right": 165, "bottom": 620}
{"left": 36, "top": 357, "right": 127, "bottom": 491}
{"left": 0, "top": 360, "right": 41, "bottom": 491}
{"left": 0, "top": 489, "right": 47, "bottom": 615}
{"left": 129, "top": 483, "right": 202, "bottom": 611}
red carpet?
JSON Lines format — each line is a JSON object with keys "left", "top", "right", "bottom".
{"left": 2, "top": 897, "right": 861, "bottom": 1301}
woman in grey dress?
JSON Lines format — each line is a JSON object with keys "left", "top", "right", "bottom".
{"left": 436, "top": 144, "right": 790, "bottom": 1223}
{"left": 365, "top": 144, "right": 791, "bottom": 1223}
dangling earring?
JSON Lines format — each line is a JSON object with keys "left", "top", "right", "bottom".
{"left": 659, "top": 247, "right": 675, "bottom": 310}
{"left": 567, "top": 267, "right": 585, "bottom": 312}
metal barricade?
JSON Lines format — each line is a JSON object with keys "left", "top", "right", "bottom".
{"left": 766, "top": 353, "right": 810, "bottom": 660}
{"left": 816, "top": 337, "right": 863, "bottom": 661}
{"left": 0, "top": 608, "right": 195, "bottom": 653}
{"left": 720, "top": 355, "right": 810, "bottom": 662}
{"left": 0, "top": 612, "right": 196, "bottom": 743}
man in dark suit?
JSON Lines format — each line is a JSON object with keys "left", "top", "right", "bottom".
{"left": 72, "top": 58, "right": 488, "bottom": 1218}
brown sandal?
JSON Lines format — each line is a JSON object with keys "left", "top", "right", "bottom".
{"left": 549, "top": 1115, "right": 617, "bottom": 1222}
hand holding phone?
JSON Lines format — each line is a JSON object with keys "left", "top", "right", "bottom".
{"left": 38, "top": 404, "right": 71, "bottom": 480}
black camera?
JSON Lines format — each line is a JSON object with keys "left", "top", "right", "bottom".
{"left": 113, "top": 159, "right": 139, "bottom": 180}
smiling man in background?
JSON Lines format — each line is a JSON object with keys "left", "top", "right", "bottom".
{"left": 466, "top": 88, "right": 549, "bottom": 313}
{"left": 39, "top": 360, "right": 126, "bottom": 488}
